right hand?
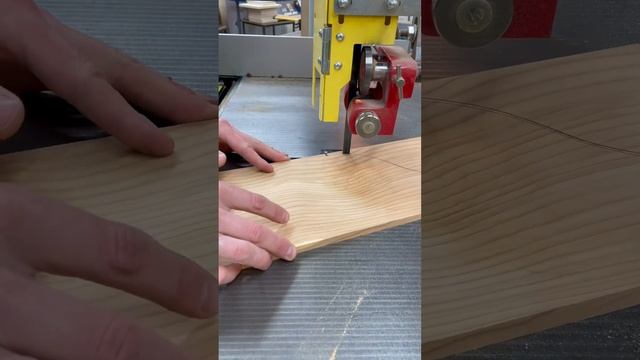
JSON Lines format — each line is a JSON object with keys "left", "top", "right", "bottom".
{"left": 0, "top": 0, "right": 216, "bottom": 155}
{"left": 218, "top": 179, "right": 296, "bottom": 285}
{"left": 0, "top": 184, "right": 216, "bottom": 359}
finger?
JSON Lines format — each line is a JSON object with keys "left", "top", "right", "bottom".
{"left": 38, "top": 11, "right": 217, "bottom": 124}
{"left": 237, "top": 146, "right": 274, "bottom": 173}
{"left": 0, "top": 268, "right": 189, "bottom": 360}
{"left": 3, "top": 185, "right": 216, "bottom": 319}
{"left": 219, "top": 120, "right": 273, "bottom": 172}
{"left": 219, "top": 210, "right": 296, "bottom": 261}
{"left": 1, "top": 6, "right": 173, "bottom": 156}
{"left": 112, "top": 60, "right": 217, "bottom": 124}
{"left": 219, "top": 151, "right": 226, "bottom": 168}
{"left": 0, "top": 85, "right": 24, "bottom": 140}
{"left": 247, "top": 134, "right": 289, "bottom": 163}
{"left": 219, "top": 181, "right": 289, "bottom": 224}
{"left": 0, "top": 347, "right": 37, "bottom": 360}
{"left": 218, "top": 265, "right": 242, "bottom": 285}
{"left": 219, "top": 234, "right": 272, "bottom": 270}
{"left": 60, "top": 20, "right": 216, "bottom": 123}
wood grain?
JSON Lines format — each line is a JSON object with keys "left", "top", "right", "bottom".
{"left": 423, "top": 45, "right": 640, "bottom": 358}
{"left": 220, "top": 138, "right": 421, "bottom": 253}
{"left": 0, "top": 121, "right": 217, "bottom": 359}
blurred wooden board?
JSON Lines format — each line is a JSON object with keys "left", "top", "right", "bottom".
{"left": 220, "top": 138, "right": 421, "bottom": 253}
{"left": 0, "top": 121, "right": 217, "bottom": 359}
{"left": 423, "top": 45, "right": 640, "bottom": 358}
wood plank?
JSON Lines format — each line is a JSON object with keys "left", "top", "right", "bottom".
{"left": 423, "top": 44, "right": 640, "bottom": 358}
{"left": 0, "top": 121, "right": 217, "bottom": 359}
{"left": 220, "top": 138, "right": 421, "bottom": 253}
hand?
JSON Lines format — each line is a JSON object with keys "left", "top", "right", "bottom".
{"left": 0, "top": 184, "right": 216, "bottom": 359}
{"left": 219, "top": 118, "right": 289, "bottom": 172}
{"left": 218, "top": 181, "right": 296, "bottom": 284}
{"left": 0, "top": 0, "right": 216, "bottom": 155}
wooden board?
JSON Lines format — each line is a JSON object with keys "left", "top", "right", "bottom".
{"left": 220, "top": 138, "right": 421, "bottom": 253}
{"left": 0, "top": 121, "right": 217, "bottom": 359}
{"left": 423, "top": 45, "right": 640, "bottom": 358}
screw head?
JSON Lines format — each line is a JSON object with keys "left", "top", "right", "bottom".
{"left": 386, "top": 0, "right": 400, "bottom": 10}
{"left": 334, "top": 62, "right": 343, "bottom": 70}
{"left": 336, "top": 33, "right": 345, "bottom": 41}
{"left": 336, "top": 0, "right": 351, "bottom": 9}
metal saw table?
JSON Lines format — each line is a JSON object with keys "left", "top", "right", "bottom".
{"left": 218, "top": 78, "right": 421, "bottom": 359}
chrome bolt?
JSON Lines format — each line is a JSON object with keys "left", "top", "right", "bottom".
{"left": 336, "top": 0, "right": 351, "bottom": 9}
{"left": 336, "top": 33, "right": 345, "bottom": 41}
{"left": 334, "top": 62, "right": 343, "bottom": 70}
{"left": 386, "top": 0, "right": 400, "bottom": 10}
{"left": 355, "top": 112, "right": 381, "bottom": 138}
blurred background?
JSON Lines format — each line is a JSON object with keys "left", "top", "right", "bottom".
{"left": 424, "top": 0, "right": 640, "bottom": 359}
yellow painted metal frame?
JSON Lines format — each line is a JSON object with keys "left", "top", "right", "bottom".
{"left": 312, "top": 1, "right": 398, "bottom": 122}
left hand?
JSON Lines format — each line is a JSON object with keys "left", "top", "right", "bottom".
{"left": 218, "top": 180, "right": 294, "bottom": 284}
{"left": 218, "top": 118, "right": 289, "bottom": 172}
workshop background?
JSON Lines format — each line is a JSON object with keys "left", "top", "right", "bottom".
{"left": 220, "top": 0, "right": 303, "bottom": 35}
{"left": 425, "top": 0, "right": 640, "bottom": 359}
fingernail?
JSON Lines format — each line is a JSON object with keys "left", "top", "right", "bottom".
{"left": 218, "top": 151, "right": 226, "bottom": 166}
{"left": 200, "top": 281, "right": 216, "bottom": 315}
{"left": 286, "top": 245, "right": 296, "bottom": 261}
{"left": 282, "top": 211, "right": 290, "bottom": 223}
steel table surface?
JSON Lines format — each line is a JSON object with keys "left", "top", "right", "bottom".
{"left": 218, "top": 77, "right": 421, "bottom": 359}
{"left": 425, "top": 0, "right": 640, "bottom": 358}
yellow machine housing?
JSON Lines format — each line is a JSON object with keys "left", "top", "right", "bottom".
{"left": 312, "top": 1, "right": 398, "bottom": 123}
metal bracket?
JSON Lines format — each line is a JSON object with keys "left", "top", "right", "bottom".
{"left": 334, "top": 0, "right": 420, "bottom": 17}
{"left": 319, "top": 27, "right": 332, "bottom": 75}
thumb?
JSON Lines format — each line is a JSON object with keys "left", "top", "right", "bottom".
{"left": 218, "top": 151, "right": 226, "bottom": 168}
{"left": 0, "top": 85, "right": 24, "bottom": 140}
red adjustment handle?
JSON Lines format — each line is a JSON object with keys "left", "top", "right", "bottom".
{"left": 345, "top": 45, "right": 417, "bottom": 137}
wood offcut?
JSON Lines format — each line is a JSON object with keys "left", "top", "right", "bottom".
{"left": 423, "top": 45, "right": 640, "bottom": 358}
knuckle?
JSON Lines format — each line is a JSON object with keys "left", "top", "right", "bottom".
{"left": 64, "top": 60, "right": 104, "bottom": 99}
{"left": 228, "top": 241, "right": 249, "bottom": 262}
{"left": 248, "top": 223, "right": 265, "bottom": 243}
{"left": 94, "top": 317, "right": 143, "bottom": 360}
{"left": 258, "top": 255, "right": 273, "bottom": 270}
{"left": 250, "top": 193, "right": 267, "bottom": 211}
{"left": 109, "top": 52, "right": 139, "bottom": 84}
{"left": 104, "top": 222, "right": 147, "bottom": 274}
{"left": 236, "top": 141, "right": 251, "bottom": 153}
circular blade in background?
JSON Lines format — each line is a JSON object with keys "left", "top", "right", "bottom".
{"left": 358, "top": 46, "right": 374, "bottom": 97}
{"left": 433, "top": 0, "right": 514, "bottom": 48}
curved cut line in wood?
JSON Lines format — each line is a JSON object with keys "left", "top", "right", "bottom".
{"left": 220, "top": 137, "right": 421, "bottom": 255}
{"left": 425, "top": 97, "right": 640, "bottom": 157}
{"left": 423, "top": 45, "right": 640, "bottom": 359}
